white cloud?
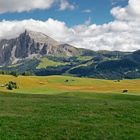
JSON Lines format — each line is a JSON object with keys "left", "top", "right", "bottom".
{"left": 0, "top": 0, "right": 139, "bottom": 52}
{"left": 111, "top": 0, "right": 140, "bottom": 21}
{"left": 0, "top": 0, "right": 75, "bottom": 13}
{"left": 111, "top": 0, "right": 118, "bottom": 6}
{"left": 0, "top": 19, "right": 71, "bottom": 41}
{"left": 111, "top": 0, "right": 127, "bottom": 6}
{"left": 84, "top": 17, "right": 92, "bottom": 25}
{"left": 0, "top": 0, "right": 55, "bottom": 13}
{"left": 82, "top": 9, "right": 92, "bottom": 13}
{"left": 59, "top": 0, "right": 75, "bottom": 11}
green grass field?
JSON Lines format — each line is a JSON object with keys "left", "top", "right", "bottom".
{"left": 36, "top": 57, "right": 69, "bottom": 69}
{"left": 0, "top": 75, "right": 140, "bottom": 139}
{"left": 0, "top": 92, "right": 140, "bottom": 140}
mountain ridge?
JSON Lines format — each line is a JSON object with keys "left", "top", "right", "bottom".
{"left": 0, "top": 30, "right": 139, "bottom": 79}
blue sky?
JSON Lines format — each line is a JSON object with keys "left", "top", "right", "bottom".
{"left": 0, "top": 0, "right": 139, "bottom": 52}
{"left": 0, "top": 0, "right": 128, "bottom": 26}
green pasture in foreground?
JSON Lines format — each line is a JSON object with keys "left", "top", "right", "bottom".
{"left": 0, "top": 92, "right": 140, "bottom": 140}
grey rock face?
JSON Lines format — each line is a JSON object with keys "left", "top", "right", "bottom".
{"left": 0, "top": 30, "right": 80, "bottom": 65}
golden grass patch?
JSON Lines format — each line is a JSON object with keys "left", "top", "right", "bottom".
{"left": 0, "top": 75, "right": 140, "bottom": 94}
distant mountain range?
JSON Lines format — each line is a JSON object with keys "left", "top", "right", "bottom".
{"left": 0, "top": 30, "right": 140, "bottom": 79}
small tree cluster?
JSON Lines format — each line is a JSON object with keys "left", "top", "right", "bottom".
{"left": 0, "top": 71, "right": 19, "bottom": 77}
{"left": 6, "top": 81, "right": 17, "bottom": 90}
{"left": 21, "top": 71, "right": 34, "bottom": 76}
{"left": 10, "top": 71, "right": 19, "bottom": 77}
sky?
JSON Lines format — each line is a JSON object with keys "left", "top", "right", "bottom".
{"left": 0, "top": 0, "right": 139, "bottom": 51}
{"left": 0, "top": 0, "right": 128, "bottom": 26}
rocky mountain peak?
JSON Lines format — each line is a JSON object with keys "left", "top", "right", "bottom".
{"left": 22, "top": 30, "right": 59, "bottom": 45}
{"left": 0, "top": 30, "right": 81, "bottom": 66}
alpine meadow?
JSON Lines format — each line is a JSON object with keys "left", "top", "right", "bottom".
{"left": 0, "top": 0, "right": 140, "bottom": 140}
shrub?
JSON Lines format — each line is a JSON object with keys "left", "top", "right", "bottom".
{"left": 6, "top": 81, "right": 17, "bottom": 90}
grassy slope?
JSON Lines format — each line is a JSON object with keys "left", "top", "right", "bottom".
{"left": 0, "top": 92, "right": 140, "bottom": 140}
{"left": 0, "top": 75, "right": 140, "bottom": 95}
{"left": 36, "top": 57, "right": 69, "bottom": 69}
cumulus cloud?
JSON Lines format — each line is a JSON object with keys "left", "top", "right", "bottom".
{"left": 0, "top": 0, "right": 139, "bottom": 52}
{"left": 0, "top": 19, "right": 72, "bottom": 41}
{"left": 111, "top": 0, "right": 140, "bottom": 21}
{"left": 0, "top": 0, "right": 75, "bottom": 13}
